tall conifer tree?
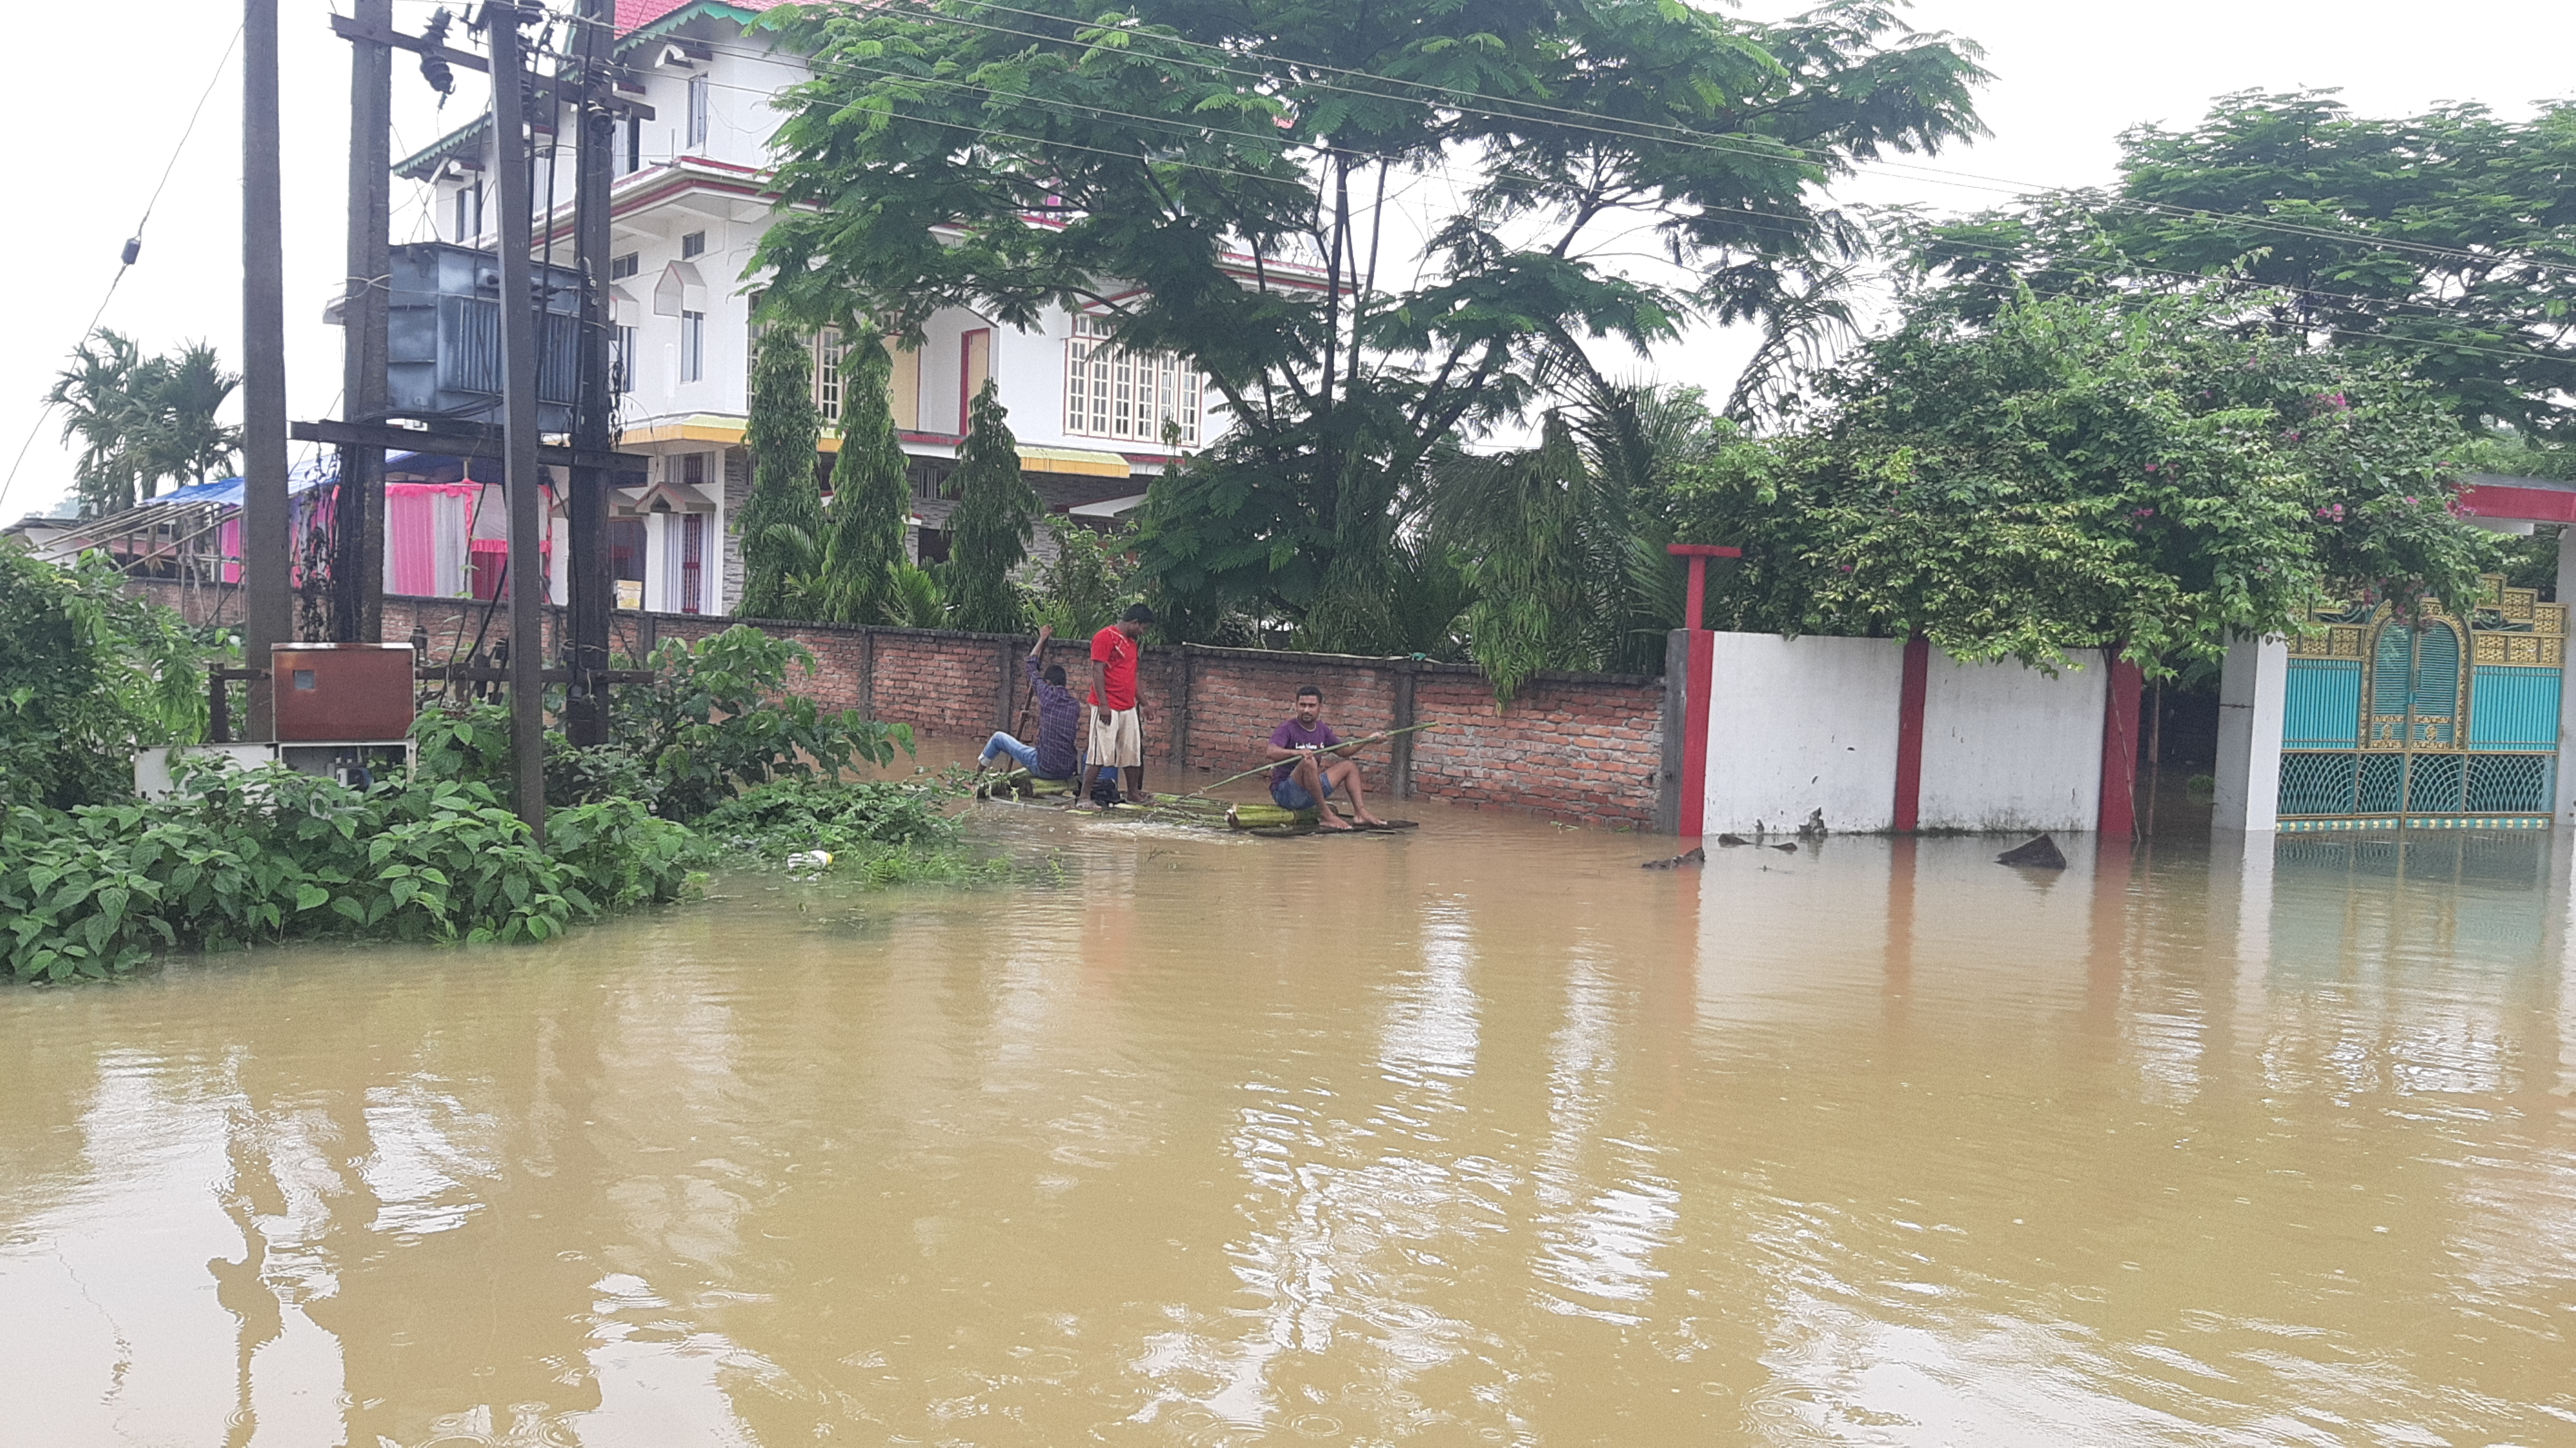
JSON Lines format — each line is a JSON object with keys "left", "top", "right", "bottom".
{"left": 821, "top": 336, "right": 913, "bottom": 623}
{"left": 945, "top": 379, "right": 1036, "bottom": 633}
{"left": 737, "top": 324, "right": 822, "bottom": 619}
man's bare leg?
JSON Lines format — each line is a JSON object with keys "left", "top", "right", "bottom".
{"left": 1073, "top": 761, "right": 1101, "bottom": 808}
{"left": 1295, "top": 754, "right": 1353, "bottom": 829}
{"left": 1329, "top": 759, "right": 1386, "bottom": 826}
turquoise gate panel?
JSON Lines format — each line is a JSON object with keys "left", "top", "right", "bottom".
{"left": 2276, "top": 577, "right": 2566, "bottom": 830}
{"left": 2283, "top": 659, "right": 2362, "bottom": 748}
{"left": 2468, "top": 666, "right": 2561, "bottom": 748}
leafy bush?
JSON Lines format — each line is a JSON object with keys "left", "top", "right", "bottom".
{"left": 1022, "top": 514, "right": 1139, "bottom": 638}
{"left": 610, "top": 624, "right": 913, "bottom": 820}
{"left": 0, "top": 764, "right": 704, "bottom": 982}
{"left": 700, "top": 776, "right": 960, "bottom": 859}
{"left": 1, "top": 547, "right": 207, "bottom": 810}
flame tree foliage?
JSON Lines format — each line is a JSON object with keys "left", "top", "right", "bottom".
{"left": 946, "top": 379, "right": 1039, "bottom": 632}
{"left": 750, "top": 0, "right": 1986, "bottom": 653}
{"left": 1903, "top": 90, "right": 2576, "bottom": 440}
{"left": 1669, "top": 287, "right": 2501, "bottom": 674}
{"left": 738, "top": 324, "right": 826, "bottom": 619}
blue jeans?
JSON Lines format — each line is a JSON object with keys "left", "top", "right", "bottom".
{"left": 980, "top": 732, "right": 1113, "bottom": 784}
{"left": 1271, "top": 769, "right": 1336, "bottom": 810}
{"left": 980, "top": 732, "right": 1037, "bottom": 771}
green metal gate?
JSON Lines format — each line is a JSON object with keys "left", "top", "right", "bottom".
{"left": 2278, "top": 576, "right": 2563, "bottom": 831}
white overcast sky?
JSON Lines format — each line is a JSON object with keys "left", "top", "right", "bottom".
{"left": 2, "top": 0, "right": 2569, "bottom": 518}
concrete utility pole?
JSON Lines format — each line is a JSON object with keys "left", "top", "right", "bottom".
{"left": 565, "top": 0, "right": 617, "bottom": 747}
{"left": 489, "top": 1, "right": 548, "bottom": 839}
{"left": 241, "top": 0, "right": 291, "bottom": 737}
{"left": 334, "top": 0, "right": 393, "bottom": 642}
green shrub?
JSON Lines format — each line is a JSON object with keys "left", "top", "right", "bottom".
{"left": 0, "top": 547, "right": 208, "bottom": 810}
{"left": 610, "top": 624, "right": 913, "bottom": 820}
{"left": 699, "top": 775, "right": 960, "bottom": 859}
{"left": 0, "top": 764, "right": 703, "bottom": 983}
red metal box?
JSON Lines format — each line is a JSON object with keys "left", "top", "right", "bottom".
{"left": 271, "top": 644, "right": 418, "bottom": 743}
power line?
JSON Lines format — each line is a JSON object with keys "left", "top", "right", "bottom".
{"left": 0, "top": 24, "right": 247, "bottom": 518}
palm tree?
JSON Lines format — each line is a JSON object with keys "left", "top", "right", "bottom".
{"left": 135, "top": 342, "right": 241, "bottom": 490}
{"left": 47, "top": 331, "right": 146, "bottom": 517}
{"left": 1424, "top": 376, "right": 1725, "bottom": 699}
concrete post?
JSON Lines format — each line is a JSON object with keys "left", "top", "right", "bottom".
{"left": 2213, "top": 635, "right": 2287, "bottom": 833}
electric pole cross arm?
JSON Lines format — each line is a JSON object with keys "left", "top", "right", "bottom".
{"left": 326, "top": 14, "right": 656, "bottom": 119}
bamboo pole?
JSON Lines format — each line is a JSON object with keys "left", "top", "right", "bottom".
{"left": 1182, "top": 722, "right": 1441, "bottom": 798}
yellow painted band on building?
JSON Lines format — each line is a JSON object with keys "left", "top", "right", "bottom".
{"left": 617, "top": 415, "right": 749, "bottom": 447}
{"left": 616, "top": 422, "right": 1132, "bottom": 477}
{"left": 1015, "top": 446, "right": 1131, "bottom": 477}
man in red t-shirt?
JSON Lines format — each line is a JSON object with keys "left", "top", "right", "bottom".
{"left": 1077, "top": 603, "right": 1153, "bottom": 806}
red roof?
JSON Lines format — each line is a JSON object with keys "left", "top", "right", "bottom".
{"left": 616, "top": 0, "right": 784, "bottom": 35}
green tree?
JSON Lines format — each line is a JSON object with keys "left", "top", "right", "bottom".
{"left": 737, "top": 324, "right": 824, "bottom": 619}
{"left": 0, "top": 547, "right": 209, "bottom": 809}
{"left": 1670, "top": 288, "right": 2501, "bottom": 673}
{"left": 48, "top": 332, "right": 147, "bottom": 517}
{"left": 945, "top": 380, "right": 1037, "bottom": 633}
{"left": 1025, "top": 514, "right": 1136, "bottom": 637}
{"left": 1907, "top": 90, "right": 2576, "bottom": 437}
{"left": 820, "top": 336, "right": 913, "bottom": 624}
{"left": 45, "top": 332, "right": 242, "bottom": 517}
{"left": 1425, "top": 382, "right": 1720, "bottom": 695}
{"left": 135, "top": 342, "right": 243, "bottom": 489}
{"left": 752, "top": 0, "right": 1986, "bottom": 651}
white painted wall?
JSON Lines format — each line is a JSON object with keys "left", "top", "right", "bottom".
{"left": 1917, "top": 653, "right": 2106, "bottom": 832}
{"left": 1701, "top": 634, "right": 1903, "bottom": 833}
{"left": 2213, "top": 636, "right": 2286, "bottom": 832}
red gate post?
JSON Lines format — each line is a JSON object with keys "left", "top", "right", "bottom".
{"left": 1667, "top": 545, "right": 1741, "bottom": 837}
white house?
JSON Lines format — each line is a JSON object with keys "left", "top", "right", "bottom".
{"left": 392, "top": 0, "right": 1286, "bottom": 617}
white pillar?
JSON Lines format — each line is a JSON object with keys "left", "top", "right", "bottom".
{"left": 640, "top": 511, "right": 669, "bottom": 614}
{"left": 2213, "top": 635, "right": 2286, "bottom": 833}
{"left": 2557, "top": 539, "right": 2576, "bottom": 825}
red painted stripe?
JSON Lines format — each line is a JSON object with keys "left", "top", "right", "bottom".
{"left": 2098, "top": 654, "right": 2145, "bottom": 839}
{"left": 2460, "top": 484, "right": 2576, "bottom": 523}
{"left": 1892, "top": 634, "right": 1930, "bottom": 833}
{"left": 1678, "top": 630, "right": 1716, "bottom": 838}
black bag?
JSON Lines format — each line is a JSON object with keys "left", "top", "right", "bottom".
{"left": 1090, "top": 776, "right": 1123, "bottom": 807}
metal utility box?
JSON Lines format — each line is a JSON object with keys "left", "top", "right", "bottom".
{"left": 272, "top": 643, "right": 418, "bottom": 744}
{"left": 386, "top": 241, "right": 583, "bottom": 432}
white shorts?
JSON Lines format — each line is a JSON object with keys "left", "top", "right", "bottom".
{"left": 1088, "top": 706, "right": 1142, "bottom": 768}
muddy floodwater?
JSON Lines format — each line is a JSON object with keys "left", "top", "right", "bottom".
{"left": 5, "top": 803, "right": 2574, "bottom": 1446}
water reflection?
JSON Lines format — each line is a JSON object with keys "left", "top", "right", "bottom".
{"left": 3, "top": 813, "right": 2573, "bottom": 1444}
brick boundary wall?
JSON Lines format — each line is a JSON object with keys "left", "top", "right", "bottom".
{"left": 128, "top": 580, "right": 1675, "bottom": 829}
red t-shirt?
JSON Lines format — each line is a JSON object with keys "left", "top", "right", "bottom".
{"left": 1089, "top": 625, "right": 1139, "bottom": 710}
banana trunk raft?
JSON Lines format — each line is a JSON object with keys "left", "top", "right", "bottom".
{"left": 974, "top": 771, "right": 1417, "bottom": 835}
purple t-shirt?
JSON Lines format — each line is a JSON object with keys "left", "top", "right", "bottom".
{"left": 1270, "top": 718, "right": 1341, "bottom": 783}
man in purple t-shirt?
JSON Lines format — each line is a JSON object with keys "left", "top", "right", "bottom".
{"left": 1261, "top": 685, "right": 1386, "bottom": 830}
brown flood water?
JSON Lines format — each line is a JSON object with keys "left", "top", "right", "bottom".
{"left": 5, "top": 801, "right": 2574, "bottom": 1446}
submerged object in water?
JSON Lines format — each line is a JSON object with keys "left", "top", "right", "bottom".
{"left": 1997, "top": 834, "right": 2067, "bottom": 870}
{"left": 1716, "top": 833, "right": 1751, "bottom": 847}
{"left": 1641, "top": 846, "right": 1706, "bottom": 870}
{"left": 785, "top": 850, "right": 834, "bottom": 871}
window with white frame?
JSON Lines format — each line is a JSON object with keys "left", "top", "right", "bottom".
{"left": 814, "top": 328, "right": 844, "bottom": 422}
{"left": 686, "top": 75, "right": 710, "bottom": 149}
{"left": 1065, "top": 314, "right": 1201, "bottom": 445}
{"left": 614, "top": 324, "right": 637, "bottom": 394}
{"left": 452, "top": 180, "right": 482, "bottom": 242}
{"left": 680, "top": 310, "right": 705, "bottom": 383}
{"left": 680, "top": 231, "right": 706, "bottom": 260}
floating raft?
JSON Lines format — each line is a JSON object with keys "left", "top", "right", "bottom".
{"left": 975, "top": 770, "right": 1414, "bottom": 835}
